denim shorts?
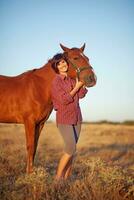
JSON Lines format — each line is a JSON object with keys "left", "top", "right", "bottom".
{"left": 57, "top": 123, "right": 81, "bottom": 155}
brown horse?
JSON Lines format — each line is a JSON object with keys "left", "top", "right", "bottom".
{"left": 0, "top": 43, "right": 96, "bottom": 173}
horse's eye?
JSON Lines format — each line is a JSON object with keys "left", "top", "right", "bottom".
{"left": 73, "top": 57, "right": 79, "bottom": 60}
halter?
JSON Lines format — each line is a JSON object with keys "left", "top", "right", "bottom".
{"left": 67, "top": 58, "right": 91, "bottom": 80}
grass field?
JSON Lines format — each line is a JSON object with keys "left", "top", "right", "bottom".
{"left": 0, "top": 122, "right": 134, "bottom": 200}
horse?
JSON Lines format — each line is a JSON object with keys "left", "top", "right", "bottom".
{"left": 0, "top": 43, "right": 97, "bottom": 173}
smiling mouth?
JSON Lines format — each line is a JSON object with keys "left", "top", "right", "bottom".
{"left": 61, "top": 66, "right": 68, "bottom": 71}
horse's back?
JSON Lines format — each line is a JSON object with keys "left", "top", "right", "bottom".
{"left": 0, "top": 73, "right": 29, "bottom": 97}
{"left": 0, "top": 72, "right": 33, "bottom": 123}
{"left": 0, "top": 70, "right": 53, "bottom": 123}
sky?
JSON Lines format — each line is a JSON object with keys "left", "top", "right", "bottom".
{"left": 0, "top": 0, "right": 134, "bottom": 122}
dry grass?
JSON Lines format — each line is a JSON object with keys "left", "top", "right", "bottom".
{"left": 0, "top": 122, "right": 134, "bottom": 200}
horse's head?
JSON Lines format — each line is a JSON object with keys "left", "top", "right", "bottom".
{"left": 60, "top": 43, "right": 97, "bottom": 87}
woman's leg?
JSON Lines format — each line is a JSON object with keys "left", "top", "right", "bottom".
{"left": 63, "top": 123, "right": 81, "bottom": 179}
{"left": 55, "top": 152, "right": 73, "bottom": 180}
{"left": 55, "top": 123, "right": 81, "bottom": 181}
{"left": 63, "top": 154, "right": 74, "bottom": 179}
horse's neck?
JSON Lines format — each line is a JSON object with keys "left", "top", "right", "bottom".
{"left": 35, "top": 62, "right": 55, "bottom": 81}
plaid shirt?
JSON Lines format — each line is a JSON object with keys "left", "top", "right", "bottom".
{"left": 51, "top": 74, "right": 88, "bottom": 125}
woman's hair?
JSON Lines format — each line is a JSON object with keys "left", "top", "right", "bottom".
{"left": 51, "top": 53, "right": 68, "bottom": 73}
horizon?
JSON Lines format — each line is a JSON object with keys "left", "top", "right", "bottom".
{"left": 46, "top": 119, "right": 134, "bottom": 123}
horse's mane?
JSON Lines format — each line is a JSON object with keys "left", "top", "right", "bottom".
{"left": 20, "top": 55, "right": 55, "bottom": 76}
{"left": 20, "top": 48, "right": 79, "bottom": 76}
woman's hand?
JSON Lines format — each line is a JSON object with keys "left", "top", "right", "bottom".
{"left": 75, "top": 78, "right": 84, "bottom": 90}
{"left": 70, "top": 78, "right": 85, "bottom": 97}
{"left": 76, "top": 78, "right": 86, "bottom": 88}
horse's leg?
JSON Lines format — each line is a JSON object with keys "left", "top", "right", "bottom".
{"left": 33, "top": 122, "right": 45, "bottom": 162}
{"left": 24, "top": 119, "right": 35, "bottom": 173}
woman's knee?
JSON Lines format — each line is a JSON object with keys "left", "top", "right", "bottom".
{"left": 65, "top": 145, "right": 76, "bottom": 157}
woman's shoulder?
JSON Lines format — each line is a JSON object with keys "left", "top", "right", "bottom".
{"left": 70, "top": 77, "right": 76, "bottom": 82}
{"left": 70, "top": 77, "right": 76, "bottom": 85}
{"left": 51, "top": 74, "right": 63, "bottom": 88}
{"left": 52, "top": 74, "right": 61, "bottom": 82}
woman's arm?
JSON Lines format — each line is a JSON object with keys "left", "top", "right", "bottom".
{"left": 51, "top": 79, "right": 74, "bottom": 105}
{"left": 77, "top": 86, "right": 88, "bottom": 98}
{"left": 70, "top": 81, "right": 84, "bottom": 97}
{"left": 70, "top": 78, "right": 87, "bottom": 98}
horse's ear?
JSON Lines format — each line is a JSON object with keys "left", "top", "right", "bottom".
{"left": 80, "top": 43, "right": 86, "bottom": 52}
{"left": 60, "top": 43, "right": 70, "bottom": 52}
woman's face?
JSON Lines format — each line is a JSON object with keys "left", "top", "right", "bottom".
{"left": 57, "top": 59, "right": 68, "bottom": 73}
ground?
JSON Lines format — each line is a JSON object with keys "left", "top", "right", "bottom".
{"left": 0, "top": 122, "right": 134, "bottom": 200}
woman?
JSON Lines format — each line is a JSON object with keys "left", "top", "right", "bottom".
{"left": 51, "top": 53, "right": 88, "bottom": 182}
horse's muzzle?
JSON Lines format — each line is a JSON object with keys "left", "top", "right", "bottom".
{"left": 84, "top": 73, "right": 97, "bottom": 87}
